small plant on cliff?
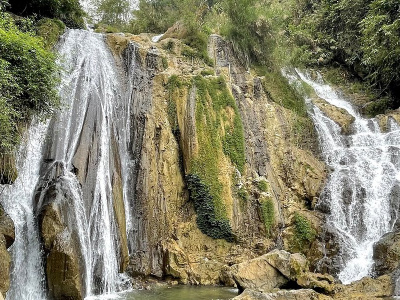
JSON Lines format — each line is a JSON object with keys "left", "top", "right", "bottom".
{"left": 256, "top": 180, "right": 269, "bottom": 193}
{"left": 261, "top": 197, "right": 274, "bottom": 237}
{"left": 237, "top": 186, "right": 249, "bottom": 202}
{"left": 292, "top": 213, "right": 316, "bottom": 251}
{"left": 186, "top": 174, "right": 236, "bottom": 243}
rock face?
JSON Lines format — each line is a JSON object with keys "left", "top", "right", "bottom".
{"left": 0, "top": 204, "right": 15, "bottom": 296}
{"left": 373, "top": 231, "right": 400, "bottom": 275}
{"left": 39, "top": 203, "right": 83, "bottom": 300}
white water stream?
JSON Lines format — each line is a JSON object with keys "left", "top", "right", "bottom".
{"left": 0, "top": 122, "right": 49, "bottom": 300}
{"left": 1, "top": 29, "right": 132, "bottom": 299}
{"left": 288, "top": 69, "right": 400, "bottom": 284}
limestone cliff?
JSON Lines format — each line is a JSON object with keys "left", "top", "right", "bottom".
{"left": 102, "top": 31, "right": 329, "bottom": 285}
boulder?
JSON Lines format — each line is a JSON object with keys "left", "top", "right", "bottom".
{"left": 233, "top": 288, "right": 331, "bottom": 300}
{"left": 46, "top": 229, "right": 83, "bottom": 300}
{"left": 230, "top": 254, "right": 288, "bottom": 292}
{"left": 297, "top": 272, "right": 335, "bottom": 293}
{"left": 40, "top": 203, "right": 83, "bottom": 300}
{"left": 373, "top": 231, "right": 400, "bottom": 275}
{"left": 264, "top": 250, "right": 308, "bottom": 280}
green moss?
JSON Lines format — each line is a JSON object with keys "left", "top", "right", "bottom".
{"left": 258, "top": 68, "right": 308, "bottom": 118}
{"left": 261, "top": 197, "right": 274, "bottom": 237}
{"left": 36, "top": 18, "right": 65, "bottom": 49}
{"left": 181, "top": 45, "right": 214, "bottom": 67}
{"left": 186, "top": 174, "right": 236, "bottom": 242}
{"left": 191, "top": 75, "right": 245, "bottom": 222}
{"left": 291, "top": 213, "right": 316, "bottom": 252}
{"left": 237, "top": 186, "right": 249, "bottom": 202}
{"left": 166, "top": 75, "right": 184, "bottom": 140}
{"left": 200, "top": 69, "right": 214, "bottom": 76}
{"left": 162, "top": 56, "right": 168, "bottom": 70}
{"left": 257, "top": 180, "right": 269, "bottom": 192}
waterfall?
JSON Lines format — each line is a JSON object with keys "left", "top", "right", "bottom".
{"left": 0, "top": 122, "right": 49, "bottom": 300}
{"left": 287, "top": 69, "right": 400, "bottom": 284}
{"left": 1, "top": 29, "right": 133, "bottom": 299}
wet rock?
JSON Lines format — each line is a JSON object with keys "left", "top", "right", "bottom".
{"left": 46, "top": 230, "right": 83, "bottom": 300}
{"left": 233, "top": 288, "right": 331, "bottom": 300}
{"left": 230, "top": 255, "right": 288, "bottom": 292}
{"left": 0, "top": 204, "right": 14, "bottom": 296}
{"left": 373, "top": 231, "right": 400, "bottom": 275}
{"left": 0, "top": 236, "right": 11, "bottom": 296}
{"left": 40, "top": 203, "right": 83, "bottom": 300}
{"left": 0, "top": 205, "right": 14, "bottom": 249}
{"left": 312, "top": 97, "right": 355, "bottom": 134}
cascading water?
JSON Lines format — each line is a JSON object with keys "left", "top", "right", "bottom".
{"left": 287, "top": 69, "right": 400, "bottom": 284}
{"left": 0, "top": 122, "right": 49, "bottom": 300}
{"left": 1, "top": 29, "right": 133, "bottom": 299}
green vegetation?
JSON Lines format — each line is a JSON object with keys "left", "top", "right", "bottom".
{"left": 237, "top": 186, "right": 249, "bottom": 202}
{"left": 289, "top": 0, "right": 400, "bottom": 113}
{"left": 7, "top": 0, "right": 85, "bottom": 28}
{"left": 193, "top": 76, "right": 245, "bottom": 174}
{"left": 97, "top": 0, "right": 129, "bottom": 27}
{"left": 0, "top": 12, "right": 60, "bottom": 153}
{"left": 291, "top": 213, "right": 316, "bottom": 251}
{"left": 261, "top": 197, "right": 274, "bottom": 236}
{"left": 256, "top": 179, "right": 269, "bottom": 192}
{"left": 186, "top": 174, "right": 236, "bottom": 242}
{"left": 191, "top": 75, "right": 245, "bottom": 219}
{"left": 36, "top": 18, "right": 66, "bottom": 49}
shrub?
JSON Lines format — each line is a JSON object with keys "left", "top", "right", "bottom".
{"left": 292, "top": 213, "right": 316, "bottom": 250}
{"left": 237, "top": 186, "right": 249, "bottom": 202}
{"left": 257, "top": 180, "right": 269, "bottom": 192}
{"left": 261, "top": 198, "right": 274, "bottom": 237}
{"left": 186, "top": 174, "right": 236, "bottom": 242}
{"left": 0, "top": 12, "right": 60, "bottom": 152}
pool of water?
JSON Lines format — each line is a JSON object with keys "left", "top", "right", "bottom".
{"left": 87, "top": 286, "right": 238, "bottom": 300}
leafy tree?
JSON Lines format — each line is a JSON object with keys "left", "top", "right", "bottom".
{"left": 0, "top": 12, "right": 60, "bottom": 152}
{"left": 7, "top": 0, "right": 85, "bottom": 28}
{"left": 97, "top": 0, "right": 130, "bottom": 26}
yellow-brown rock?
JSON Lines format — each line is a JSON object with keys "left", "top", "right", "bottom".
{"left": 332, "top": 275, "right": 393, "bottom": 299}
{"left": 233, "top": 289, "right": 332, "bottom": 300}
{"left": 312, "top": 97, "right": 355, "bottom": 134}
